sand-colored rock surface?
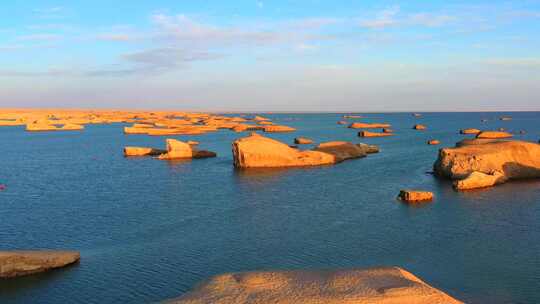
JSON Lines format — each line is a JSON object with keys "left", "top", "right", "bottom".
{"left": 358, "top": 143, "right": 380, "bottom": 154}
{"left": 263, "top": 125, "right": 296, "bottom": 133}
{"left": 294, "top": 137, "right": 313, "bottom": 144}
{"left": 232, "top": 134, "right": 335, "bottom": 168}
{"left": 0, "top": 251, "right": 80, "bottom": 278}
{"left": 413, "top": 124, "right": 426, "bottom": 130}
{"left": 359, "top": 131, "right": 393, "bottom": 137}
{"left": 166, "top": 267, "right": 462, "bottom": 304}
{"left": 158, "top": 139, "right": 216, "bottom": 160}
{"left": 2, "top": 109, "right": 263, "bottom": 137}
{"left": 460, "top": 128, "right": 481, "bottom": 135}
{"left": 26, "top": 123, "right": 84, "bottom": 132}
{"left": 398, "top": 190, "right": 434, "bottom": 202}
{"left": 434, "top": 140, "right": 540, "bottom": 189}
{"left": 476, "top": 131, "right": 513, "bottom": 139}
{"left": 349, "top": 122, "right": 391, "bottom": 129}
{"left": 313, "top": 141, "right": 367, "bottom": 162}
{"left": 232, "top": 134, "right": 377, "bottom": 168}
{"left": 124, "top": 147, "right": 166, "bottom": 157}
{"left": 454, "top": 171, "right": 507, "bottom": 190}
{"left": 455, "top": 138, "right": 503, "bottom": 147}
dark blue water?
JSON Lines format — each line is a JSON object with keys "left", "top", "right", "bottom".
{"left": 1, "top": 112, "right": 539, "bottom": 304}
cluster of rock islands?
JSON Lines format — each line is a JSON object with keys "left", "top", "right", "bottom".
{"left": 1, "top": 109, "right": 539, "bottom": 303}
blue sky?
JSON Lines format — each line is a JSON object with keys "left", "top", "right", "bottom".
{"left": 1, "top": 0, "right": 540, "bottom": 111}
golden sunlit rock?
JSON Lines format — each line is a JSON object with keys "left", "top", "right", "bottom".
{"left": 359, "top": 131, "right": 393, "bottom": 137}
{"left": 434, "top": 140, "right": 540, "bottom": 189}
{"left": 166, "top": 267, "right": 462, "bottom": 304}
{"left": 398, "top": 190, "right": 434, "bottom": 202}
{"left": 348, "top": 122, "right": 391, "bottom": 129}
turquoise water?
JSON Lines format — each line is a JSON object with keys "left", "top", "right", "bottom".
{"left": 0, "top": 112, "right": 539, "bottom": 303}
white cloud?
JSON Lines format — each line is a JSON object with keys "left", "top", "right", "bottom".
{"left": 359, "top": 6, "right": 400, "bottom": 29}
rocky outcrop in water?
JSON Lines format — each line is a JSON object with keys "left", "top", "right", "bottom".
{"left": 476, "top": 131, "right": 513, "bottom": 139}
{"left": 460, "top": 128, "right": 481, "bottom": 135}
{"left": 232, "top": 134, "right": 334, "bottom": 168}
{"left": 0, "top": 251, "right": 80, "bottom": 278}
{"left": 263, "top": 125, "right": 296, "bottom": 133}
{"left": 398, "top": 190, "right": 434, "bottom": 202}
{"left": 413, "top": 124, "right": 427, "bottom": 130}
{"left": 124, "top": 147, "right": 166, "bottom": 157}
{"left": 434, "top": 140, "right": 540, "bottom": 189}
{"left": 158, "top": 139, "right": 216, "bottom": 160}
{"left": 294, "top": 137, "right": 313, "bottom": 144}
{"left": 26, "top": 123, "right": 84, "bottom": 132}
{"left": 165, "top": 267, "right": 463, "bottom": 304}
{"left": 232, "top": 134, "right": 375, "bottom": 168}
{"left": 454, "top": 171, "right": 507, "bottom": 190}
{"left": 428, "top": 140, "right": 440, "bottom": 145}
{"left": 349, "top": 122, "right": 391, "bottom": 129}
{"left": 359, "top": 131, "right": 393, "bottom": 137}
{"left": 313, "top": 141, "right": 367, "bottom": 162}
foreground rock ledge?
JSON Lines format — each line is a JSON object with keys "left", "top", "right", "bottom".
{"left": 165, "top": 267, "right": 463, "bottom": 304}
{"left": 232, "top": 134, "right": 376, "bottom": 168}
{"left": 434, "top": 140, "right": 540, "bottom": 190}
{"left": 0, "top": 251, "right": 80, "bottom": 278}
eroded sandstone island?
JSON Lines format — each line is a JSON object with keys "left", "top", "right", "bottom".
{"left": 434, "top": 139, "right": 540, "bottom": 190}
{"left": 232, "top": 133, "right": 378, "bottom": 168}
{"left": 0, "top": 251, "right": 80, "bottom": 278}
{"left": 164, "top": 267, "right": 463, "bottom": 304}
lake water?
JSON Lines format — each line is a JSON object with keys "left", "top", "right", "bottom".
{"left": 1, "top": 112, "right": 539, "bottom": 304}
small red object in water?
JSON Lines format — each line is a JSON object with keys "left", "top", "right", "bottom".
{"left": 0, "top": 184, "right": 6, "bottom": 191}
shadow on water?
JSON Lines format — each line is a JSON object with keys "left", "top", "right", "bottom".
{"left": 0, "top": 262, "right": 80, "bottom": 297}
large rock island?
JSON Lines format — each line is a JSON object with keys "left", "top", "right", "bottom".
{"left": 0, "top": 251, "right": 80, "bottom": 278}
{"left": 434, "top": 140, "right": 540, "bottom": 190}
{"left": 232, "top": 133, "right": 376, "bottom": 168}
{"left": 165, "top": 267, "right": 463, "bottom": 304}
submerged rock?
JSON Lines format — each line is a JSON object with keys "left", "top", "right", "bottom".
{"left": 434, "top": 140, "right": 540, "bottom": 189}
{"left": 398, "top": 190, "right": 434, "bottom": 202}
{"left": 476, "top": 131, "right": 513, "bottom": 139}
{"left": 165, "top": 267, "right": 462, "bottom": 304}
{"left": 337, "top": 120, "right": 347, "bottom": 125}
{"left": 294, "top": 137, "right": 313, "bottom": 144}
{"left": 0, "top": 251, "right": 80, "bottom": 278}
